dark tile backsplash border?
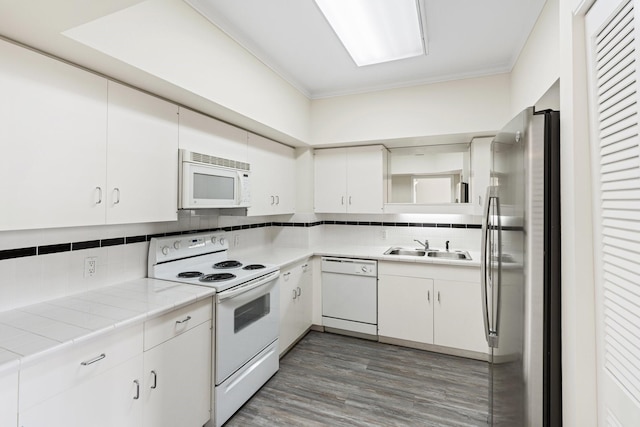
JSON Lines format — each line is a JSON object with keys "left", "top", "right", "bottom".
{"left": 0, "top": 220, "right": 487, "bottom": 261}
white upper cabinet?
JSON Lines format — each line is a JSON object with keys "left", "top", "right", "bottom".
{"left": 106, "top": 82, "right": 179, "bottom": 224}
{"left": 0, "top": 39, "right": 180, "bottom": 231}
{"left": 470, "top": 137, "right": 492, "bottom": 213}
{"left": 247, "top": 133, "right": 296, "bottom": 216}
{"left": 0, "top": 38, "right": 108, "bottom": 231}
{"left": 178, "top": 107, "right": 248, "bottom": 163}
{"left": 314, "top": 145, "right": 388, "bottom": 213}
{"left": 314, "top": 147, "right": 348, "bottom": 213}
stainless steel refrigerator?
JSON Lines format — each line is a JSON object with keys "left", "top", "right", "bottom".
{"left": 481, "top": 107, "right": 562, "bottom": 426}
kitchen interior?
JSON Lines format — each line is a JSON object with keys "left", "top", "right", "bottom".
{"left": 0, "top": 0, "right": 636, "bottom": 426}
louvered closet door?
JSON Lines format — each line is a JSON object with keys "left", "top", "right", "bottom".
{"left": 586, "top": 1, "right": 640, "bottom": 425}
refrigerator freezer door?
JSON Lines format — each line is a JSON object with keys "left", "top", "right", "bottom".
{"left": 487, "top": 108, "right": 529, "bottom": 427}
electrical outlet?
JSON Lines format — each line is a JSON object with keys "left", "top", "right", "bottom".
{"left": 234, "top": 234, "right": 240, "bottom": 247}
{"left": 84, "top": 256, "right": 97, "bottom": 277}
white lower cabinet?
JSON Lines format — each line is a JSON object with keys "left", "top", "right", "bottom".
{"left": 378, "top": 262, "right": 486, "bottom": 356}
{"left": 279, "top": 259, "right": 312, "bottom": 355}
{"left": 142, "top": 299, "right": 212, "bottom": 427}
{"left": 18, "top": 324, "right": 144, "bottom": 427}
{"left": 433, "top": 279, "right": 487, "bottom": 353}
{"left": 19, "top": 354, "right": 143, "bottom": 427}
{"left": 17, "top": 298, "right": 213, "bottom": 427}
{"left": 143, "top": 322, "right": 211, "bottom": 427}
{"left": 378, "top": 275, "right": 434, "bottom": 344}
{"left": 0, "top": 370, "right": 18, "bottom": 427}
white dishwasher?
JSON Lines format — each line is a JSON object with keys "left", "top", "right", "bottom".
{"left": 321, "top": 257, "right": 378, "bottom": 337}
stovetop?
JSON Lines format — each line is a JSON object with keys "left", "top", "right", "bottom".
{"left": 148, "top": 232, "right": 278, "bottom": 292}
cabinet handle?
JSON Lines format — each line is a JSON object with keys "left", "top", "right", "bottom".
{"left": 176, "top": 315, "right": 191, "bottom": 325}
{"left": 296, "top": 286, "right": 301, "bottom": 297}
{"left": 151, "top": 370, "right": 158, "bottom": 389}
{"left": 271, "top": 195, "right": 275, "bottom": 205}
{"left": 81, "top": 353, "right": 106, "bottom": 366}
{"left": 438, "top": 291, "right": 441, "bottom": 303}
{"left": 114, "top": 188, "right": 121, "bottom": 205}
{"left": 427, "top": 290, "right": 430, "bottom": 302}
{"left": 341, "top": 196, "right": 344, "bottom": 205}
{"left": 95, "top": 187, "right": 102, "bottom": 205}
{"left": 133, "top": 380, "right": 140, "bottom": 400}
{"left": 349, "top": 196, "right": 352, "bottom": 205}
{"left": 292, "top": 289, "right": 297, "bottom": 300}
{"left": 276, "top": 195, "right": 280, "bottom": 205}
{"left": 284, "top": 272, "right": 291, "bottom": 281}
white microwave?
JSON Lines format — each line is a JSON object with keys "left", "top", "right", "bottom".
{"left": 179, "top": 149, "right": 251, "bottom": 209}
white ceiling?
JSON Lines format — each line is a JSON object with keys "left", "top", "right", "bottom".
{"left": 185, "top": 0, "right": 547, "bottom": 99}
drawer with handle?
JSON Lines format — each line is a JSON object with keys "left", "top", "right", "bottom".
{"left": 19, "top": 323, "right": 142, "bottom": 412}
{"left": 144, "top": 297, "right": 212, "bottom": 351}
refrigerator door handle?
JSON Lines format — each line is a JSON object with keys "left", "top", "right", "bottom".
{"left": 481, "top": 186, "right": 500, "bottom": 348}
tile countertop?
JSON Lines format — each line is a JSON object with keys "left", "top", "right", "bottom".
{"left": 0, "top": 278, "right": 216, "bottom": 375}
{"left": 0, "top": 245, "right": 482, "bottom": 375}
{"left": 234, "top": 245, "right": 482, "bottom": 268}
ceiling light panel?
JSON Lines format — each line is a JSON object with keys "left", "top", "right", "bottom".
{"left": 314, "top": 0, "right": 425, "bottom": 67}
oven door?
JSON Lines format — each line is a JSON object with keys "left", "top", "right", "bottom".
{"left": 215, "top": 271, "right": 280, "bottom": 384}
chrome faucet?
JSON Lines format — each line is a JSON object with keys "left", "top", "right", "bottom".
{"left": 414, "top": 239, "right": 429, "bottom": 250}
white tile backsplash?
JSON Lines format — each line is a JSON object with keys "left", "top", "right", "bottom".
{"left": 0, "top": 211, "right": 482, "bottom": 312}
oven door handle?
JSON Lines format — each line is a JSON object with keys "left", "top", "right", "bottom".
{"left": 217, "top": 270, "right": 280, "bottom": 302}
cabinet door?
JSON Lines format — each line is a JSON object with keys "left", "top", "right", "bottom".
{"left": 0, "top": 39, "right": 108, "bottom": 231}
{"left": 178, "top": 107, "right": 248, "bottom": 163}
{"left": 106, "top": 82, "right": 179, "bottom": 224}
{"left": 0, "top": 370, "right": 18, "bottom": 427}
{"left": 247, "top": 133, "right": 296, "bottom": 216}
{"left": 378, "top": 274, "right": 433, "bottom": 344}
{"left": 433, "top": 280, "right": 486, "bottom": 353}
{"left": 19, "top": 355, "right": 143, "bottom": 427}
{"left": 346, "top": 146, "right": 386, "bottom": 213}
{"left": 278, "top": 265, "right": 300, "bottom": 355}
{"left": 314, "top": 148, "right": 348, "bottom": 213}
{"left": 143, "top": 321, "right": 211, "bottom": 427}
{"left": 470, "top": 137, "right": 492, "bottom": 213}
{"left": 294, "top": 261, "right": 313, "bottom": 339}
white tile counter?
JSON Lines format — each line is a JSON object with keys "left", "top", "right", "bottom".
{"left": 0, "top": 279, "right": 215, "bottom": 373}
{"left": 0, "top": 244, "right": 482, "bottom": 374}
{"left": 233, "top": 245, "right": 481, "bottom": 268}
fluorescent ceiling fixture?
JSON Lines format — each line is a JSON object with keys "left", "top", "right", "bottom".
{"left": 314, "top": 0, "right": 426, "bottom": 67}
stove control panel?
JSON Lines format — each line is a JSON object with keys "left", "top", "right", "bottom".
{"left": 148, "top": 232, "right": 229, "bottom": 265}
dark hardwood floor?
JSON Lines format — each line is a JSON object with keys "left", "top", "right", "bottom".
{"left": 225, "top": 331, "right": 489, "bottom": 426}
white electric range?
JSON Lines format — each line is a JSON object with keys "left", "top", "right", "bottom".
{"left": 148, "top": 232, "right": 280, "bottom": 427}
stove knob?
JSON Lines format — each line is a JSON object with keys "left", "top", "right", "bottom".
{"left": 161, "top": 246, "right": 170, "bottom": 256}
{"left": 210, "top": 236, "right": 217, "bottom": 244}
{"left": 361, "top": 266, "right": 368, "bottom": 273}
{"left": 173, "top": 241, "right": 181, "bottom": 250}
{"left": 219, "top": 237, "right": 226, "bottom": 246}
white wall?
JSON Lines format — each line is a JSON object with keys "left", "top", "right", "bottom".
{"left": 63, "top": 0, "right": 311, "bottom": 145}
{"left": 310, "top": 73, "right": 511, "bottom": 145}
{"left": 558, "top": 0, "right": 598, "bottom": 425}
{"left": 510, "top": 0, "right": 561, "bottom": 115}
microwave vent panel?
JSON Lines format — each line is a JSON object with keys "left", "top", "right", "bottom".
{"left": 189, "top": 151, "right": 250, "bottom": 171}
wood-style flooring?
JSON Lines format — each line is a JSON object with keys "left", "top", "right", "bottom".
{"left": 226, "top": 331, "right": 489, "bottom": 426}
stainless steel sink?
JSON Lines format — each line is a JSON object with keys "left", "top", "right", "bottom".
{"left": 384, "top": 247, "right": 426, "bottom": 256}
{"left": 426, "top": 251, "right": 472, "bottom": 260}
